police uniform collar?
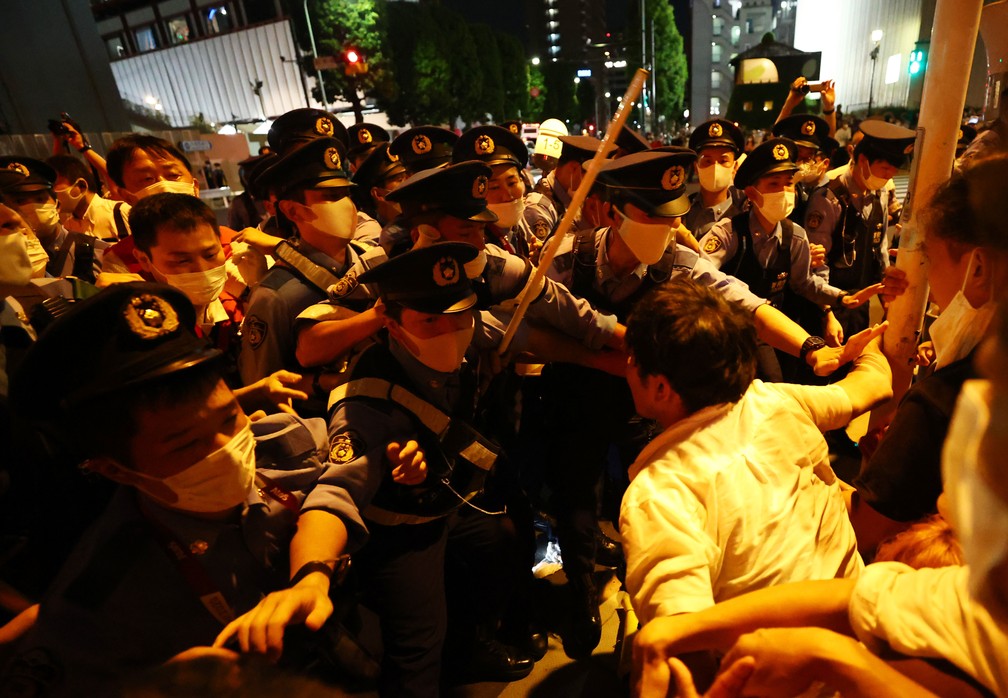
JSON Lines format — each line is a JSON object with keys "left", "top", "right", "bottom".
{"left": 290, "top": 237, "right": 352, "bottom": 275}
{"left": 601, "top": 227, "right": 647, "bottom": 280}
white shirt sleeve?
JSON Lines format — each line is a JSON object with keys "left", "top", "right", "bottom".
{"left": 771, "top": 382, "right": 853, "bottom": 433}
{"left": 621, "top": 470, "right": 720, "bottom": 624}
{"left": 849, "top": 562, "right": 1008, "bottom": 696}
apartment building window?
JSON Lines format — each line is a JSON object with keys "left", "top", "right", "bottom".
{"left": 205, "top": 5, "right": 235, "bottom": 35}
{"left": 743, "top": 101, "right": 753, "bottom": 111}
{"left": 746, "top": 19, "right": 753, "bottom": 33}
{"left": 166, "top": 16, "right": 191, "bottom": 45}
{"left": 104, "top": 33, "right": 127, "bottom": 60}
{"left": 711, "top": 97, "right": 721, "bottom": 115}
{"left": 134, "top": 25, "right": 158, "bottom": 52}
{"left": 731, "top": 25, "right": 741, "bottom": 46}
{"left": 713, "top": 17, "right": 723, "bottom": 36}
{"left": 711, "top": 43, "right": 722, "bottom": 62}
{"left": 711, "top": 71, "right": 722, "bottom": 89}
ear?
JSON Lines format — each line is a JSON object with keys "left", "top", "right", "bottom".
{"left": 371, "top": 185, "right": 386, "bottom": 204}
{"left": 385, "top": 316, "right": 419, "bottom": 356}
{"left": 277, "top": 199, "right": 303, "bottom": 223}
{"left": 134, "top": 247, "right": 154, "bottom": 274}
{"left": 744, "top": 186, "right": 762, "bottom": 206}
{"left": 969, "top": 247, "right": 996, "bottom": 294}
{"left": 191, "top": 177, "right": 200, "bottom": 196}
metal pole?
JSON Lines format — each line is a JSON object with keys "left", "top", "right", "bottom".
{"left": 640, "top": 0, "right": 647, "bottom": 128}
{"left": 498, "top": 69, "right": 649, "bottom": 355}
{"left": 868, "top": 46, "right": 878, "bottom": 115}
{"left": 650, "top": 18, "right": 657, "bottom": 136}
{"left": 284, "top": 17, "right": 312, "bottom": 108}
{"left": 303, "top": 0, "right": 328, "bottom": 107}
{"left": 868, "top": 0, "right": 984, "bottom": 428}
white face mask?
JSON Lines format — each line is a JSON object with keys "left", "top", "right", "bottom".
{"left": 487, "top": 198, "right": 526, "bottom": 229}
{"left": 306, "top": 200, "right": 355, "bottom": 240}
{"left": 617, "top": 215, "right": 673, "bottom": 265}
{"left": 154, "top": 263, "right": 228, "bottom": 307}
{"left": 752, "top": 189, "right": 795, "bottom": 226}
{"left": 942, "top": 380, "right": 1008, "bottom": 608}
{"left": 398, "top": 316, "right": 475, "bottom": 373}
{"left": 0, "top": 231, "right": 33, "bottom": 286}
{"left": 697, "top": 162, "right": 734, "bottom": 193}
{"left": 54, "top": 181, "right": 86, "bottom": 221}
{"left": 20, "top": 202, "right": 60, "bottom": 237}
{"left": 25, "top": 234, "right": 49, "bottom": 276}
{"left": 929, "top": 250, "right": 994, "bottom": 367}
{"left": 794, "top": 161, "right": 823, "bottom": 185}
{"left": 123, "top": 420, "right": 257, "bottom": 513}
{"left": 464, "top": 249, "right": 487, "bottom": 279}
{"left": 134, "top": 179, "right": 198, "bottom": 200}
{"left": 859, "top": 161, "right": 890, "bottom": 191}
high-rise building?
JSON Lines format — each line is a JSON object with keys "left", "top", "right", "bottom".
{"left": 526, "top": 0, "right": 607, "bottom": 63}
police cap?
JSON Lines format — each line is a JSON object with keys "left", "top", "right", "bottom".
{"left": 502, "top": 120, "right": 523, "bottom": 138}
{"left": 267, "top": 108, "right": 348, "bottom": 154}
{"left": 388, "top": 126, "right": 458, "bottom": 174}
{"left": 772, "top": 115, "right": 830, "bottom": 151}
{"left": 453, "top": 125, "right": 528, "bottom": 169}
{"left": 734, "top": 138, "right": 798, "bottom": 190}
{"left": 255, "top": 137, "right": 352, "bottom": 197}
{"left": 352, "top": 142, "right": 407, "bottom": 191}
{"left": 347, "top": 122, "right": 390, "bottom": 160}
{"left": 597, "top": 149, "right": 695, "bottom": 218}
{"left": 615, "top": 125, "right": 650, "bottom": 156}
{"left": 0, "top": 156, "right": 56, "bottom": 193}
{"left": 11, "top": 282, "right": 221, "bottom": 418}
{"left": 359, "top": 242, "right": 478, "bottom": 314}
{"left": 689, "top": 119, "right": 745, "bottom": 155}
{"left": 237, "top": 153, "right": 275, "bottom": 199}
{"left": 858, "top": 120, "right": 916, "bottom": 164}
{"left": 386, "top": 160, "right": 497, "bottom": 223}
{"left": 558, "top": 135, "right": 616, "bottom": 164}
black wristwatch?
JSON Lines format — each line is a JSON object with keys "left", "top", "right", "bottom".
{"left": 800, "top": 336, "right": 827, "bottom": 363}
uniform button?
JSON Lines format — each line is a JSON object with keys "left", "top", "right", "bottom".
{"left": 190, "top": 540, "right": 209, "bottom": 555}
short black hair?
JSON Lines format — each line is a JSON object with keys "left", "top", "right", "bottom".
{"left": 923, "top": 153, "right": 1008, "bottom": 258}
{"left": 128, "top": 193, "right": 220, "bottom": 255}
{"left": 626, "top": 279, "right": 757, "bottom": 413}
{"left": 106, "top": 135, "right": 192, "bottom": 187}
{"left": 45, "top": 155, "right": 96, "bottom": 192}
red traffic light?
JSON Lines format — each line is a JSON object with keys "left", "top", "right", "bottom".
{"left": 346, "top": 49, "right": 360, "bottom": 64}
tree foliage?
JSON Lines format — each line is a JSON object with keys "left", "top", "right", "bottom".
{"left": 627, "top": 0, "right": 689, "bottom": 130}
{"left": 497, "top": 33, "right": 530, "bottom": 121}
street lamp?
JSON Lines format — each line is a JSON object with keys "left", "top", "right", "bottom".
{"left": 868, "top": 29, "right": 883, "bottom": 115}
{"left": 531, "top": 56, "right": 541, "bottom": 66}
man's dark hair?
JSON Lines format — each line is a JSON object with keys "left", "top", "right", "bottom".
{"left": 128, "top": 192, "right": 220, "bottom": 255}
{"left": 106, "top": 134, "right": 192, "bottom": 187}
{"left": 923, "top": 153, "right": 1008, "bottom": 259}
{"left": 626, "top": 279, "right": 757, "bottom": 413}
{"left": 45, "top": 155, "right": 96, "bottom": 192}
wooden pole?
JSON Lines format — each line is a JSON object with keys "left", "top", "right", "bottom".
{"left": 497, "top": 68, "right": 649, "bottom": 355}
{"left": 869, "top": 0, "right": 983, "bottom": 429}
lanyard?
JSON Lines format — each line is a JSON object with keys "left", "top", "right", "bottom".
{"left": 139, "top": 475, "right": 299, "bottom": 626}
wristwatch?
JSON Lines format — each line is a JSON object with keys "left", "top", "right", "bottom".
{"left": 800, "top": 336, "right": 827, "bottom": 363}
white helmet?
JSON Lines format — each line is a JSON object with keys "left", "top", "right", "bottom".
{"left": 534, "top": 118, "right": 569, "bottom": 157}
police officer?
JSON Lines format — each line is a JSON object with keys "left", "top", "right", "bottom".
{"left": 387, "top": 125, "right": 458, "bottom": 176}
{"left": 264, "top": 108, "right": 381, "bottom": 247}
{"left": 5, "top": 282, "right": 356, "bottom": 695}
{"left": 346, "top": 122, "right": 389, "bottom": 173}
{"left": 614, "top": 124, "right": 651, "bottom": 158}
{"left": 530, "top": 118, "right": 568, "bottom": 182}
{"left": 533, "top": 134, "right": 616, "bottom": 235}
{"left": 698, "top": 138, "right": 878, "bottom": 379}
{"left": 239, "top": 135, "right": 380, "bottom": 403}
{"left": 386, "top": 160, "right": 622, "bottom": 355}
{"left": 804, "top": 120, "right": 915, "bottom": 339}
{"left": 351, "top": 142, "right": 408, "bottom": 228}
{"left": 683, "top": 118, "right": 747, "bottom": 239}
{"left": 326, "top": 243, "right": 534, "bottom": 695}
{"left": 772, "top": 114, "right": 831, "bottom": 223}
{"left": 0, "top": 157, "right": 107, "bottom": 282}
{"left": 452, "top": 125, "right": 556, "bottom": 260}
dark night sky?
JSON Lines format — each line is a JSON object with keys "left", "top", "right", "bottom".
{"left": 440, "top": 0, "right": 692, "bottom": 49}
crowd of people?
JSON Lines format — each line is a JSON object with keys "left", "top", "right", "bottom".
{"left": 0, "top": 74, "right": 1005, "bottom": 697}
